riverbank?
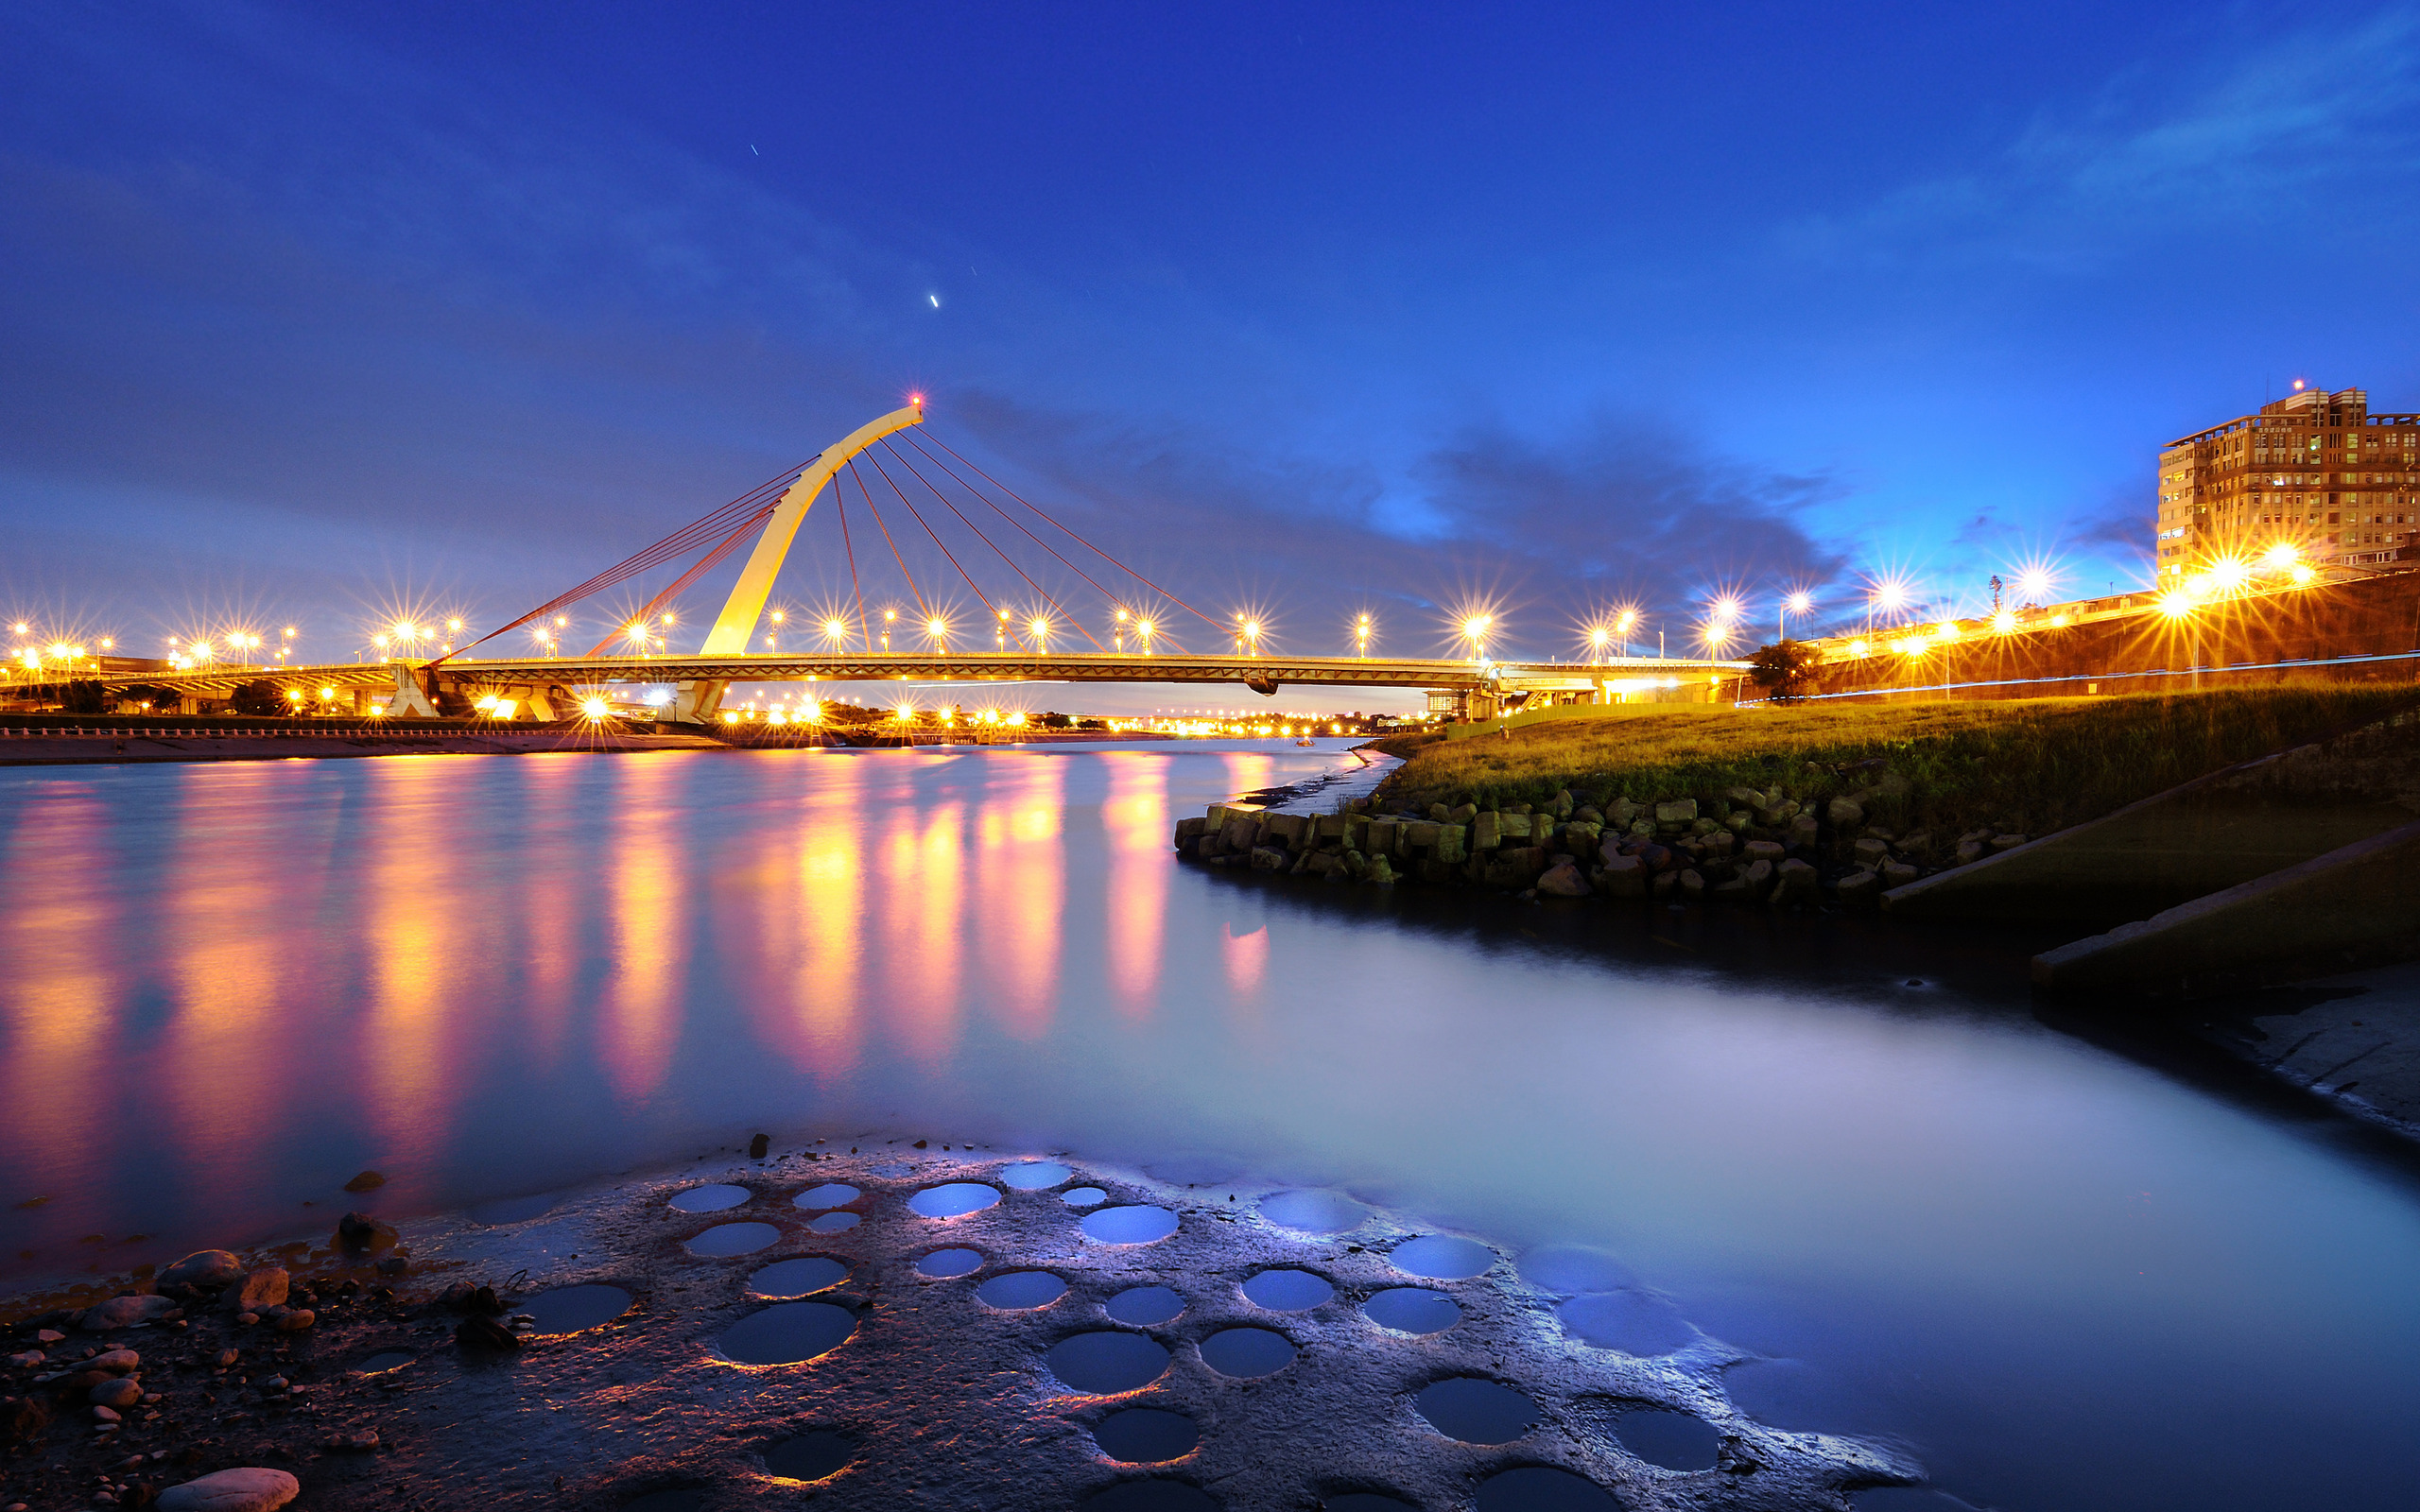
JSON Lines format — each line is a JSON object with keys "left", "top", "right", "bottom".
{"left": 0, "top": 1145, "right": 1914, "bottom": 1512}
{"left": 0, "top": 728, "right": 729, "bottom": 765}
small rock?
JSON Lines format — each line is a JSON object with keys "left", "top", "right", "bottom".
{"left": 1990, "top": 833, "right": 2029, "bottom": 851}
{"left": 93, "top": 1405, "right": 123, "bottom": 1423}
{"left": 373, "top": 1257, "right": 409, "bottom": 1276}
{"left": 341, "top": 1171, "right": 387, "bottom": 1193}
{"left": 259, "top": 1377, "right": 287, "bottom": 1394}
{"left": 157, "top": 1252, "right": 244, "bottom": 1290}
{"left": 1955, "top": 838, "right": 1986, "bottom": 866}
{"left": 324, "top": 1431, "right": 380, "bottom": 1452}
{"left": 1881, "top": 860, "right": 1920, "bottom": 888}
{"left": 234, "top": 1314, "right": 259, "bottom": 1328}
{"left": 334, "top": 1213, "right": 397, "bottom": 1255}
{"left": 215, "top": 1349, "right": 239, "bottom": 1368}
{"left": 228, "top": 1269, "right": 287, "bottom": 1314}
{"left": 90, "top": 1379, "right": 143, "bottom": 1409}
{"left": 1770, "top": 858, "right": 1821, "bottom": 906}
{"left": 749, "top": 1133, "right": 769, "bottom": 1159}
{"left": 156, "top": 1467, "right": 302, "bottom": 1512}
{"left": 80, "top": 1297, "right": 176, "bottom": 1332}
{"left": 1836, "top": 868, "right": 1882, "bottom": 908}
{"left": 271, "top": 1311, "right": 314, "bottom": 1333}
{"left": 93, "top": 1350, "right": 142, "bottom": 1375}
{"left": 1851, "top": 836, "right": 1891, "bottom": 867}
{"left": 36, "top": 1330, "right": 63, "bottom": 1344}
{"left": 1826, "top": 796, "right": 1865, "bottom": 828}
{"left": 454, "top": 1314, "right": 522, "bottom": 1353}
{"left": 5, "top": 1350, "right": 41, "bottom": 1367}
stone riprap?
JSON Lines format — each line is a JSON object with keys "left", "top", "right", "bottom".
{"left": 1, "top": 1143, "right": 1926, "bottom": 1511}
{"left": 1174, "top": 778, "right": 2024, "bottom": 908}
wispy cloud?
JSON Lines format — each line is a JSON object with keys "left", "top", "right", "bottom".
{"left": 1783, "top": 6, "right": 2420, "bottom": 269}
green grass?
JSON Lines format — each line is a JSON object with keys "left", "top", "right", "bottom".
{"left": 1374, "top": 686, "right": 2419, "bottom": 837}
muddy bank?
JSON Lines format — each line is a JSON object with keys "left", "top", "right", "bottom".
{"left": 2, "top": 1143, "right": 1921, "bottom": 1512}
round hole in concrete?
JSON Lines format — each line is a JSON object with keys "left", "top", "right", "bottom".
{"left": 749, "top": 1256, "right": 850, "bottom": 1297}
{"left": 1047, "top": 1331, "right": 1171, "bottom": 1394}
{"left": 908, "top": 1182, "right": 1002, "bottom": 1218}
{"left": 976, "top": 1271, "right": 1069, "bottom": 1310}
{"left": 354, "top": 1350, "right": 414, "bottom": 1374}
{"left": 683, "top": 1222, "right": 781, "bottom": 1258}
{"left": 1362, "top": 1288, "right": 1461, "bottom": 1335}
{"left": 1094, "top": 1407, "right": 1198, "bottom": 1463}
{"left": 1081, "top": 1206, "right": 1179, "bottom": 1245}
{"left": 1389, "top": 1235, "right": 1493, "bottom": 1280}
{"left": 763, "top": 1429, "right": 854, "bottom": 1482}
{"left": 1105, "top": 1286, "right": 1185, "bottom": 1326}
{"left": 1323, "top": 1497, "right": 1419, "bottom": 1512}
{"left": 1413, "top": 1378, "right": 1538, "bottom": 1444}
{"left": 1240, "top": 1269, "right": 1334, "bottom": 1312}
{"left": 1197, "top": 1327, "right": 1295, "bottom": 1379}
{"left": 1555, "top": 1292, "right": 1694, "bottom": 1356}
{"left": 1080, "top": 1483, "right": 1219, "bottom": 1511}
{"left": 793, "top": 1183, "right": 860, "bottom": 1210}
{"left": 1615, "top": 1407, "right": 1720, "bottom": 1471}
{"left": 522, "top": 1284, "right": 633, "bottom": 1335}
{"left": 917, "top": 1247, "right": 985, "bottom": 1279}
{"left": 807, "top": 1211, "right": 861, "bottom": 1234}
{"left": 467, "top": 1193, "right": 556, "bottom": 1226}
{"left": 1063, "top": 1187, "right": 1110, "bottom": 1207}
{"left": 719, "top": 1301, "right": 858, "bottom": 1365}
{"left": 1003, "top": 1160, "right": 1074, "bottom": 1190}
{"left": 666, "top": 1184, "right": 751, "bottom": 1214}
{"left": 1259, "top": 1190, "right": 1368, "bottom": 1232}
{"left": 1518, "top": 1246, "right": 1634, "bottom": 1295}
{"left": 1472, "top": 1467, "right": 1622, "bottom": 1511}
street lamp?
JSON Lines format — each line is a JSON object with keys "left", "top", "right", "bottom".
{"left": 1587, "top": 624, "right": 1611, "bottom": 663}
{"left": 1461, "top": 614, "right": 1492, "bottom": 662}
{"left": 925, "top": 613, "right": 949, "bottom": 652}
{"left": 1136, "top": 616, "right": 1156, "bottom": 655}
{"left": 881, "top": 607, "right": 896, "bottom": 652}
{"left": 1355, "top": 613, "right": 1373, "bottom": 658}
{"left": 1616, "top": 608, "right": 1638, "bottom": 657}
{"left": 1029, "top": 614, "right": 1052, "bottom": 653}
{"left": 1779, "top": 591, "right": 1812, "bottom": 644}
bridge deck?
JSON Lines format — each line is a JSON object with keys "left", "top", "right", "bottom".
{"left": 70, "top": 651, "right": 1750, "bottom": 697}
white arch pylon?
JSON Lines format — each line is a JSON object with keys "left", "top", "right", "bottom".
{"left": 699, "top": 401, "right": 926, "bottom": 656}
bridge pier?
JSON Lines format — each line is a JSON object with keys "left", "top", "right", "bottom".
{"left": 387, "top": 663, "right": 441, "bottom": 718}
{"left": 665, "top": 679, "right": 728, "bottom": 728}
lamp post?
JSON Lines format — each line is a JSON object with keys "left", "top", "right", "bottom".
{"left": 1779, "top": 592, "right": 1811, "bottom": 644}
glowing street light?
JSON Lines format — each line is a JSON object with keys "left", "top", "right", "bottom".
{"left": 925, "top": 613, "right": 950, "bottom": 651}
{"left": 1355, "top": 613, "right": 1373, "bottom": 658}
{"left": 1029, "top": 614, "right": 1052, "bottom": 653}
{"left": 1587, "top": 624, "right": 1611, "bottom": 662}
{"left": 821, "top": 616, "right": 850, "bottom": 650}
{"left": 1461, "top": 614, "right": 1492, "bottom": 661}
{"left": 1135, "top": 617, "right": 1156, "bottom": 655}
{"left": 1779, "top": 591, "right": 1812, "bottom": 643}
{"left": 580, "top": 696, "right": 612, "bottom": 719}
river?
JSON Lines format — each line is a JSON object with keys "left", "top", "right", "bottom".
{"left": 2, "top": 741, "right": 2416, "bottom": 1509}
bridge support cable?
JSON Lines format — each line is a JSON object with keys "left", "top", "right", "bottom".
{"left": 903, "top": 431, "right": 1226, "bottom": 638}
{"left": 857, "top": 447, "right": 1004, "bottom": 627}
{"left": 433, "top": 466, "right": 802, "bottom": 667}
{"left": 581, "top": 503, "right": 777, "bottom": 657}
{"left": 833, "top": 468, "right": 873, "bottom": 654}
{"left": 882, "top": 437, "right": 1132, "bottom": 643}
{"left": 865, "top": 446, "right": 1104, "bottom": 651}
{"left": 840, "top": 458, "right": 935, "bottom": 627}
{"left": 878, "top": 440, "right": 1120, "bottom": 650}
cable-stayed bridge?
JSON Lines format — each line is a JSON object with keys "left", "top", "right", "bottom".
{"left": 56, "top": 402, "right": 1750, "bottom": 722}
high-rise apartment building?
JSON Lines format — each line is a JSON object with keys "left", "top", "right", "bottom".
{"left": 2156, "top": 386, "right": 2420, "bottom": 576}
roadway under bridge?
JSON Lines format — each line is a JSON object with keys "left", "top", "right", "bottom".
{"left": 61, "top": 650, "right": 1751, "bottom": 724}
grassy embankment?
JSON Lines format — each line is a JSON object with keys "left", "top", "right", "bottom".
{"left": 1373, "top": 687, "right": 2418, "bottom": 839}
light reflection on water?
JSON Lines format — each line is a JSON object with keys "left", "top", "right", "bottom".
{"left": 3, "top": 742, "right": 2419, "bottom": 1510}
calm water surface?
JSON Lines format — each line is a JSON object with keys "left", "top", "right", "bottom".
{"left": 4, "top": 742, "right": 2418, "bottom": 1510}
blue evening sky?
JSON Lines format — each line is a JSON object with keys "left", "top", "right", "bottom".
{"left": 5, "top": 2, "right": 2417, "bottom": 710}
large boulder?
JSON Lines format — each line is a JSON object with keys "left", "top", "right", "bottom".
{"left": 1536, "top": 862, "right": 1593, "bottom": 898}
{"left": 229, "top": 1268, "right": 288, "bottom": 1313}
{"left": 1654, "top": 799, "right": 1698, "bottom": 827}
{"left": 79, "top": 1295, "right": 174, "bottom": 1332}
{"left": 159, "top": 1250, "right": 245, "bottom": 1290}
{"left": 1172, "top": 816, "right": 1208, "bottom": 850}
{"left": 1771, "top": 858, "right": 1821, "bottom": 906}
{"left": 1837, "top": 869, "right": 1882, "bottom": 908}
{"left": 1826, "top": 796, "right": 1865, "bottom": 828}
{"left": 1596, "top": 854, "right": 1648, "bottom": 899}
{"left": 158, "top": 1468, "right": 301, "bottom": 1512}
{"left": 1248, "top": 846, "right": 1289, "bottom": 871}
{"left": 1678, "top": 868, "right": 1706, "bottom": 902}
{"left": 1471, "top": 812, "right": 1501, "bottom": 850}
